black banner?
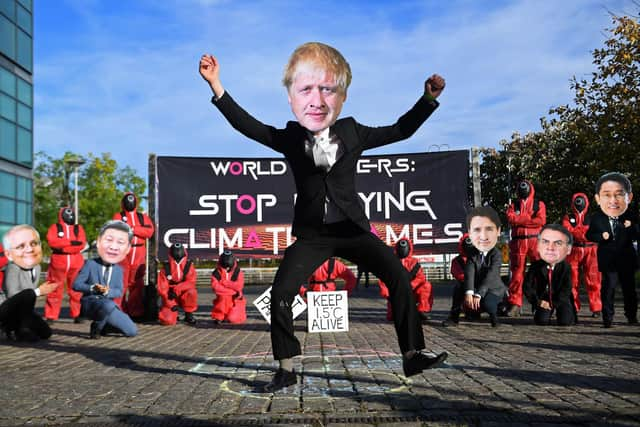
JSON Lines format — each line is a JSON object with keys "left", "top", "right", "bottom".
{"left": 156, "top": 150, "right": 469, "bottom": 260}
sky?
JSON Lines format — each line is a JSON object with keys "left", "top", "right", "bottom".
{"left": 34, "top": 0, "right": 635, "bottom": 181}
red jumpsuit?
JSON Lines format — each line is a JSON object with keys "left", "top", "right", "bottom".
{"left": 112, "top": 192, "right": 155, "bottom": 317}
{"left": 210, "top": 260, "right": 245, "bottom": 324}
{"left": 506, "top": 180, "right": 546, "bottom": 307}
{"left": 299, "top": 258, "right": 357, "bottom": 297}
{"left": 450, "top": 233, "right": 470, "bottom": 284}
{"left": 561, "top": 192, "right": 602, "bottom": 314}
{"left": 45, "top": 207, "right": 86, "bottom": 320}
{"left": 379, "top": 238, "right": 433, "bottom": 320}
{"left": 0, "top": 243, "right": 8, "bottom": 291}
{"left": 157, "top": 248, "right": 198, "bottom": 325}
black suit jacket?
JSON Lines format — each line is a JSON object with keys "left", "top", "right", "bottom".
{"left": 213, "top": 92, "right": 439, "bottom": 238}
{"left": 463, "top": 247, "right": 506, "bottom": 298}
{"left": 523, "top": 260, "right": 573, "bottom": 309}
{"left": 586, "top": 210, "right": 639, "bottom": 273}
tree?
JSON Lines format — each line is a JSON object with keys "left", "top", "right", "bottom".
{"left": 481, "top": 13, "right": 640, "bottom": 222}
{"left": 34, "top": 152, "right": 147, "bottom": 249}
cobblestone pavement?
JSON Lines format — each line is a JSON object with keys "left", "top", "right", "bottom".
{"left": 1, "top": 282, "right": 639, "bottom": 427}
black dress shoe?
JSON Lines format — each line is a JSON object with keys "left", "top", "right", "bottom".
{"left": 603, "top": 320, "right": 613, "bottom": 328}
{"left": 591, "top": 311, "right": 601, "bottom": 318}
{"left": 73, "top": 317, "right": 86, "bottom": 324}
{"left": 419, "top": 312, "right": 431, "bottom": 323}
{"left": 402, "top": 351, "right": 448, "bottom": 377}
{"left": 490, "top": 314, "right": 499, "bottom": 328}
{"left": 263, "top": 368, "right": 297, "bottom": 392}
{"left": 184, "top": 312, "right": 197, "bottom": 325}
{"left": 89, "top": 322, "right": 101, "bottom": 339}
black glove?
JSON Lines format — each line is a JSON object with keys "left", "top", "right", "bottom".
{"left": 168, "top": 288, "right": 177, "bottom": 300}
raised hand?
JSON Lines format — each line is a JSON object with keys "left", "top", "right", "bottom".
{"left": 425, "top": 74, "right": 446, "bottom": 98}
{"left": 199, "top": 54, "right": 224, "bottom": 98}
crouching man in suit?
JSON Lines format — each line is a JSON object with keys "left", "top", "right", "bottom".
{"left": 73, "top": 220, "right": 138, "bottom": 339}
{"left": 523, "top": 224, "right": 576, "bottom": 326}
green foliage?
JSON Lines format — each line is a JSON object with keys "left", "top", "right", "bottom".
{"left": 34, "top": 152, "right": 146, "bottom": 250}
{"left": 481, "top": 13, "right": 640, "bottom": 223}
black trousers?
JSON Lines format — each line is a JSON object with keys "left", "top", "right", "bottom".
{"left": 533, "top": 302, "right": 575, "bottom": 326}
{"left": 270, "top": 221, "right": 425, "bottom": 360}
{"left": 449, "top": 282, "right": 501, "bottom": 319}
{"left": 0, "top": 289, "right": 51, "bottom": 339}
{"left": 601, "top": 270, "right": 638, "bottom": 324}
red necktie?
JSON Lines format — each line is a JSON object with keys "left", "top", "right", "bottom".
{"left": 547, "top": 266, "right": 553, "bottom": 308}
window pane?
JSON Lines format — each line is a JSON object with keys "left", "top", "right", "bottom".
{"left": 0, "top": 171, "right": 15, "bottom": 198}
{"left": 16, "top": 176, "right": 31, "bottom": 201}
{"left": 0, "top": 93, "right": 16, "bottom": 121}
{"left": 0, "top": 118, "right": 16, "bottom": 161}
{"left": 17, "top": 102, "right": 30, "bottom": 128}
{"left": 0, "top": 15, "right": 16, "bottom": 60}
{"left": 16, "top": 4, "right": 30, "bottom": 34}
{"left": 0, "top": 1, "right": 15, "bottom": 21}
{"left": 16, "top": 29, "right": 31, "bottom": 71}
{"left": 0, "top": 198, "right": 16, "bottom": 223}
{"left": 16, "top": 78, "right": 30, "bottom": 105}
{"left": 17, "top": 0, "right": 31, "bottom": 13}
{"left": 16, "top": 201, "right": 29, "bottom": 223}
{"left": 16, "top": 126, "right": 30, "bottom": 165}
{"left": 0, "top": 67, "right": 16, "bottom": 96}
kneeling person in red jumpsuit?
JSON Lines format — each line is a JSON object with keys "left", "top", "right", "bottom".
{"left": 44, "top": 207, "right": 86, "bottom": 323}
{"left": 299, "top": 257, "right": 357, "bottom": 298}
{"left": 210, "top": 250, "right": 245, "bottom": 325}
{"left": 157, "top": 243, "right": 198, "bottom": 326}
{"left": 379, "top": 238, "right": 433, "bottom": 323}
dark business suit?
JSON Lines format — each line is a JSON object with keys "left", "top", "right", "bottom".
{"left": 523, "top": 260, "right": 575, "bottom": 326}
{"left": 0, "top": 263, "right": 51, "bottom": 340}
{"left": 450, "top": 248, "right": 505, "bottom": 322}
{"left": 73, "top": 258, "right": 137, "bottom": 336}
{"left": 586, "top": 211, "right": 639, "bottom": 324}
{"left": 213, "top": 91, "right": 439, "bottom": 359}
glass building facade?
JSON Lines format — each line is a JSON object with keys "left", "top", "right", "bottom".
{"left": 0, "top": 0, "right": 33, "bottom": 235}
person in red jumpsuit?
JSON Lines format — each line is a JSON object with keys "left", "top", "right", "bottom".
{"left": 157, "top": 243, "right": 198, "bottom": 326}
{"left": 299, "top": 257, "right": 357, "bottom": 298}
{"left": 562, "top": 192, "right": 602, "bottom": 317}
{"left": 505, "top": 180, "right": 546, "bottom": 316}
{"left": 44, "top": 207, "right": 86, "bottom": 322}
{"left": 379, "top": 238, "right": 433, "bottom": 323}
{"left": 112, "top": 192, "right": 155, "bottom": 318}
{"left": 210, "top": 250, "right": 245, "bottom": 325}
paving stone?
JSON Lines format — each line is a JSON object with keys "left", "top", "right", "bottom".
{"left": 0, "top": 283, "right": 638, "bottom": 426}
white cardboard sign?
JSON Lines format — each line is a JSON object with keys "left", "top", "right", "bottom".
{"left": 307, "top": 291, "right": 349, "bottom": 333}
{"left": 253, "top": 286, "right": 307, "bottom": 324}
